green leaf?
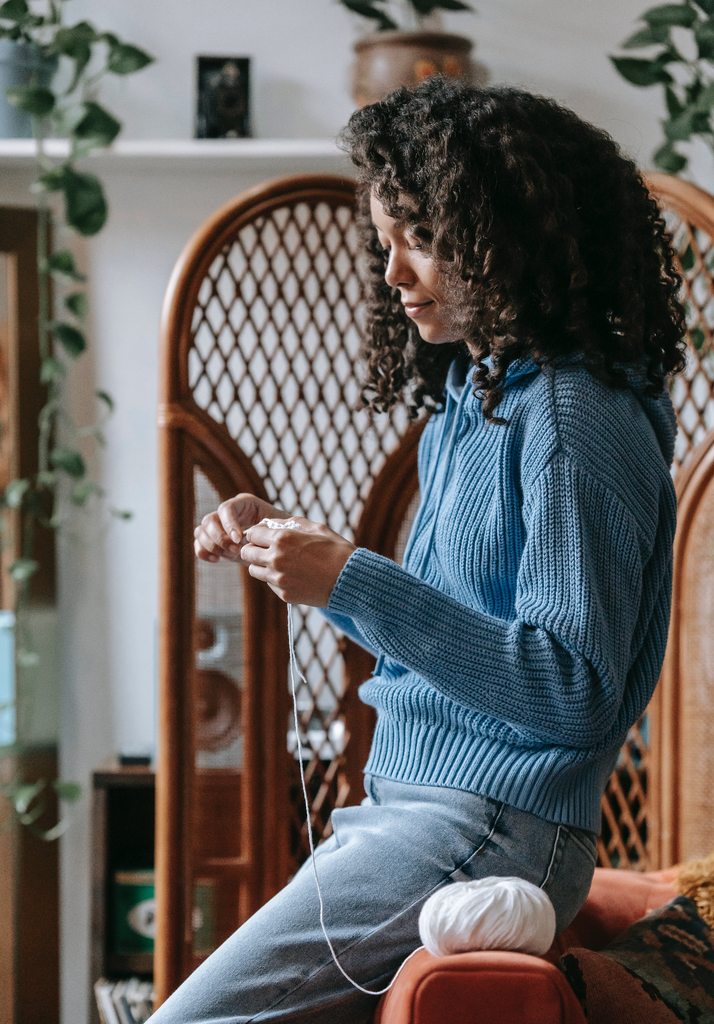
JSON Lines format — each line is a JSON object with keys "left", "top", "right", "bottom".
{"left": 0, "top": 0, "right": 28, "bottom": 19}
{"left": 622, "top": 24, "right": 671, "bottom": 47}
{"left": 50, "top": 321, "right": 86, "bottom": 357}
{"left": 642, "top": 3, "right": 698, "bottom": 27}
{"left": 653, "top": 141, "right": 688, "bottom": 171}
{"left": 4, "top": 84, "right": 54, "bottom": 116}
{"left": 8, "top": 558, "right": 38, "bottom": 581}
{"left": 106, "top": 41, "right": 154, "bottom": 75}
{"left": 49, "top": 447, "right": 85, "bottom": 478}
{"left": 44, "top": 249, "right": 86, "bottom": 282}
{"left": 40, "top": 356, "right": 65, "bottom": 382}
{"left": 9, "top": 780, "right": 44, "bottom": 814}
{"left": 110, "top": 507, "right": 133, "bottom": 520}
{"left": 666, "top": 85, "right": 685, "bottom": 116}
{"left": 692, "top": 80, "right": 714, "bottom": 108}
{"left": 53, "top": 21, "right": 95, "bottom": 84}
{"left": 35, "top": 166, "right": 68, "bottom": 193}
{"left": 62, "top": 167, "right": 107, "bottom": 236}
{"left": 52, "top": 779, "right": 81, "bottom": 802}
{"left": 95, "top": 390, "right": 114, "bottom": 412}
{"left": 697, "top": 0, "right": 714, "bottom": 14}
{"left": 695, "top": 18, "right": 714, "bottom": 56}
{"left": 4, "top": 478, "right": 29, "bottom": 508}
{"left": 339, "top": 0, "right": 398, "bottom": 29}
{"left": 681, "top": 243, "right": 697, "bottom": 269}
{"left": 610, "top": 55, "right": 674, "bottom": 86}
{"left": 690, "top": 324, "right": 707, "bottom": 349}
{"left": 664, "top": 107, "right": 697, "bottom": 140}
{"left": 36, "top": 470, "right": 57, "bottom": 488}
{"left": 64, "top": 291, "right": 88, "bottom": 318}
{"left": 411, "top": 0, "right": 472, "bottom": 12}
{"left": 73, "top": 101, "right": 121, "bottom": 148}
{"left": 71, "top": 481, "right": 101, "bottom": 506}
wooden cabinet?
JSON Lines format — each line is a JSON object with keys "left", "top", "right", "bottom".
{"left": 89, "top": 760, "right": 155, "bottom": 1024}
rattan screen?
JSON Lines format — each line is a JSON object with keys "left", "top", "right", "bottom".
{"left": 186, "top": 193, "right": 411, "bottom": 872}
{"left": 596, "top": 174, "right": 714, "bottom": 870}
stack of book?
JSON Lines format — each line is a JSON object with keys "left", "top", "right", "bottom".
{"left": 94, "top": 978, "right": 154, "bottom": 1024}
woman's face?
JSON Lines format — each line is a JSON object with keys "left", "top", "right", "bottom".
{"left": 370, "top": 193, "right": 461, "bottom": 346}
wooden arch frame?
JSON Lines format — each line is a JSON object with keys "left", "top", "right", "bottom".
{"left": 641, "top": 173, "right": 714, "bottom": 871}
{"left": 155, "top": 174, "right": 422, "bottom": 1001}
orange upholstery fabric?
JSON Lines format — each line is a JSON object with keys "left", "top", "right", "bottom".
{"left": 374, "top": 868, "right": 678, "bottom": 1024}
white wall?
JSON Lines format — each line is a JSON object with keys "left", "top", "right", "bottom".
{"left": 1, "top": 1, "right": 705, "bottom": 1022}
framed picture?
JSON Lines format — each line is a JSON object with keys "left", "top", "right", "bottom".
{"left": 196, "top": 56, "right": 251, "bottom": 139}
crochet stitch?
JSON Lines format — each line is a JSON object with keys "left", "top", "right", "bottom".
{"left": 326, "top": 356, "right": 677, "bottom": 832}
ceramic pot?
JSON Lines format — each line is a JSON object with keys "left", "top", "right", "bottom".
{"left": 352, "top": 30, "right": 486, "bottom": 108}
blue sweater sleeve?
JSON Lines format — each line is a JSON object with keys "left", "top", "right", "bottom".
{"left": 327, "top": 452, "right": 646, "bottom": 748}
{"left": 318, "top": 608, "right": 379, "bottom": 656}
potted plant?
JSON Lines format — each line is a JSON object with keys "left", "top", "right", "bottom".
{"left": 610, "top": 1, "right": 714, "bottom": 175}
{"left": 339, "top": 0, "right": 485, "bottom": 107}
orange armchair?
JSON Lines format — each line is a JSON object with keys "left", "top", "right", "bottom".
{"left": 374, "top": 868, "right": 678, "bottom": 1024}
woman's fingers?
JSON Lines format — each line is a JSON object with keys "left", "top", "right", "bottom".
{"left": 193, "top": 512, "right": 242, "bottom": 561}
{"left": 217, "top": 494, "right": 287, "bottom": 544}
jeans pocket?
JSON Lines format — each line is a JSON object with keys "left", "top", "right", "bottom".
{"left": 561, "top": 825, "right": 598, "bottom": 866}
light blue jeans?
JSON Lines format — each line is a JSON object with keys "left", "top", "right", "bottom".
{"left": 149, "top": 776, "right": 597, "bottom": 1023}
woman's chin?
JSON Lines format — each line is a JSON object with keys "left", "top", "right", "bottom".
{"left": 418, "top": 328, "right": 459, "bottom": 346}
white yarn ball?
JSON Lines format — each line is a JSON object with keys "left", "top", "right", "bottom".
{"left": 418, "top": 876, "right": 556, "bottom": 958}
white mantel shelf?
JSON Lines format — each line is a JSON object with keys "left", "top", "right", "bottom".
{"left": 0, "top": 137, "right": 351, "bottom": 173}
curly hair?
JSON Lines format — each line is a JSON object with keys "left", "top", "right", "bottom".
{"left": 339, "top": 77, "right": 687, "bottom": 422}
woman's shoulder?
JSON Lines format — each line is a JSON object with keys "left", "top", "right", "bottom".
{"left": 517, "top": 360, "right": 676, "bottom": 508}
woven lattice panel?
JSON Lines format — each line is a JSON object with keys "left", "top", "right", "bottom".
{"left": 667, "top": 212, "right": 714, "bottom": 473}
{"left": 188, "top": 199, "right": 408, "bottom": 870}
{"left": 187, "top": 193, "right": 714, "bottom": 875}
{"left": 596, "top": 208, "right": 714, "bottom": 870}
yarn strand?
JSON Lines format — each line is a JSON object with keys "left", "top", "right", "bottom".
{"left": 287, "top": 604, "right": 422, "bottom": 996}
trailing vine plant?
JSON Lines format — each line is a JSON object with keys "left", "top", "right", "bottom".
{"left": 0, "top": 0, "right": 153, "bottom": 837}
{"left": 338, "top": 0, "right": 473, "bottom": 32}
{"left": 611, "top": 1, "right": 714, "bottom": 174}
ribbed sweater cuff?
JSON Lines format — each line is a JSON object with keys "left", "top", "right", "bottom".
{"left": 328, "top": 547, "right": 402, "bottom": 625}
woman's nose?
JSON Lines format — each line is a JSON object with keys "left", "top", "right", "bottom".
{"left": 384, "top": 247, "right": 416, "bottom": 290}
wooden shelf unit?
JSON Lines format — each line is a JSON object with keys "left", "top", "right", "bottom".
{"left": 89, "top": 759, "right": 155, "bottom": 1024}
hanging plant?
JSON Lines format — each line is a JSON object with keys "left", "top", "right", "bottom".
{"left": 0, "top": 0, "right": 153, "bottom": 837}
{"left": 339, "top": 0, "right": 474, "bottom": 33}
{"left": 611, "top": 1, "right": 714, "bottom": 174}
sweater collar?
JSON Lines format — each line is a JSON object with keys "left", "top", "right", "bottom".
{"left": 445, "top": 353, "right": 541, "bottom": 402}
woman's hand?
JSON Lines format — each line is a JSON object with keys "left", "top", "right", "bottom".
{"left": 193, "top": 493, "right": 289, "bottom": 563}
{"left": 241, "top": 518, "right": 355, "bottom": 606}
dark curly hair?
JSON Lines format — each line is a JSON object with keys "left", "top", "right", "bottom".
{"left": 339, "top": 77, "right": 687, "bottom": 422}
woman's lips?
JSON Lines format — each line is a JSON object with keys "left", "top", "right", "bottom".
{"left": 403, "top": 300, "right": 434, "bottom": 318}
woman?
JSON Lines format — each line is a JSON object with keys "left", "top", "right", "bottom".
{"left": 153, "top": 79, "right": 685, "bottom": 1023}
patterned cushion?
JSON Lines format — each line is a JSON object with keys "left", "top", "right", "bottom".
{"left": 560, "top": 896, "right": 714, "bottom": 1023}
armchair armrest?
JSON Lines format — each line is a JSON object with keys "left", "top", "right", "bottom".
{"left": 374, "top": 949, "right": 586, "bottom": 1024}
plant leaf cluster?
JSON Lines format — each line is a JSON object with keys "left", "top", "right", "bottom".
{"left": 1, "top": 0, "right": 152, "bottom": 234}
{"left": 338, "top": 0, "right": 472, "bottom": 32}
{"left": 1, "top": 774, "right": 81, "bottom": 841}
{"left": 0, "top": 0, "right": 148, "bottom": 825}
{"left": 611, "top": 2, "right": 714, "bottom": 173}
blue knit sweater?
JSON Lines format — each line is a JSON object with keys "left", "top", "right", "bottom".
{"left": 326, "top": 356, "right": 677, "bottom": 832}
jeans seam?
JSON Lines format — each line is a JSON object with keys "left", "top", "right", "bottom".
{"left": 540, "top": 824, "right": 563, "bottom": 890}
{"left": 247, "top": 801, "right": 506, "bottom": 1020}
